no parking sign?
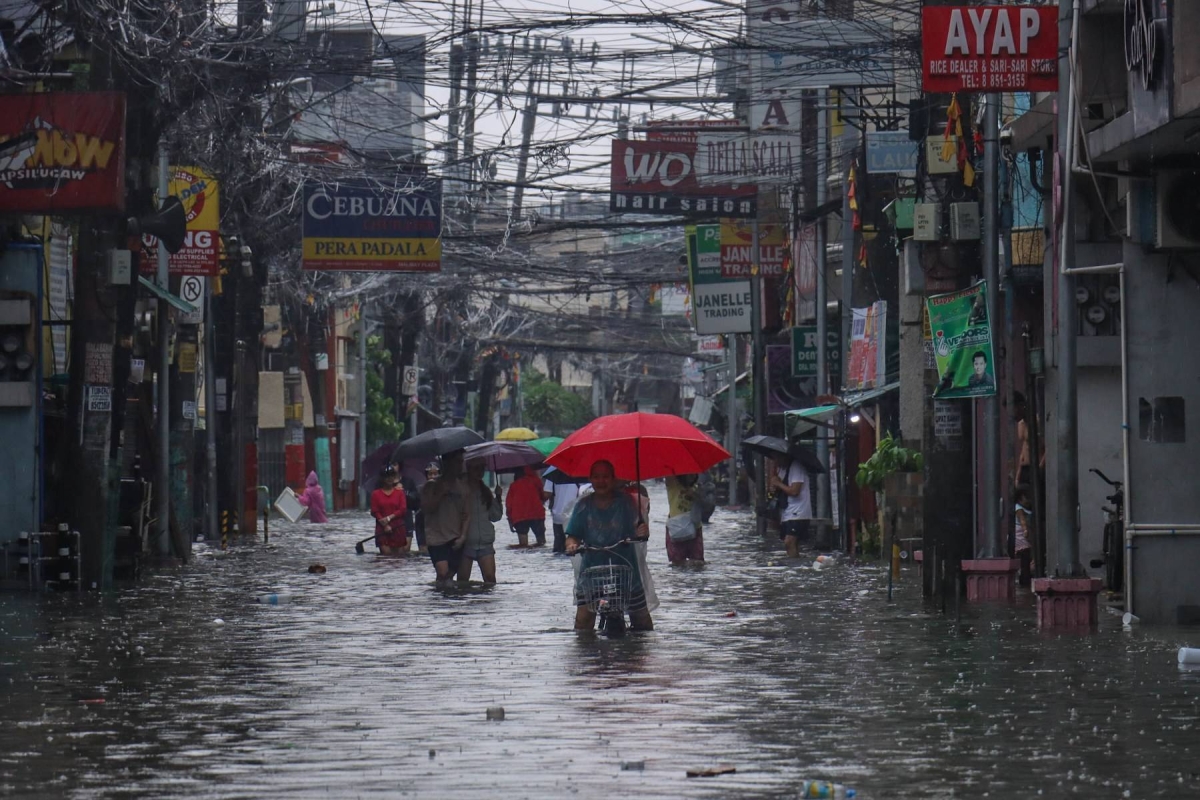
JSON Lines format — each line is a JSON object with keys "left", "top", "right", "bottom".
{"left": 179, "top": 275, "right": 204, "bottom": 324}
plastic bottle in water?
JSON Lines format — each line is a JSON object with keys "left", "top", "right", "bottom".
{"left": 798, "top": 781, "right": 856, "bottom": 799}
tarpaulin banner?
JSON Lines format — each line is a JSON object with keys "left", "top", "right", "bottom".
{"left": 302, "top": 179, "right": 442, "bottom": 271}
{"left": 139, "top": 166, "right": 220, "bottom": 276}
{"left": 846, "top": 301, "right": 887, "bottom": 392}
{"left": 0, "top": 92, "right": 126, "bottom": 213}
{"left": 926, "top": 281, "right": 997, "bottom": 398}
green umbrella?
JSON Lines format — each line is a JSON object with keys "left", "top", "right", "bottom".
{"left": 528, "top": 436, "right": 564, "bottom": 457}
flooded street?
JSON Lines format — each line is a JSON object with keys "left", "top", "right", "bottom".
{"left": 3, "top": 484, "right": 1199, "bottom": 799}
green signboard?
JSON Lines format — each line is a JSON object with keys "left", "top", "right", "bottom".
{"left": 688, "top": 223, "right": 751, "bottom": 335}
{"left": 926, "top": 281, "right": 996, "bottom": 398}
{"left": 790, "top": 326, "right": 841, "bottom": 384}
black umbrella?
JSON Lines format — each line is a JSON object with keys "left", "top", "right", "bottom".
{"left": 740, "top": 434, "right": 790, "bottom": 459}
{"left": 361, "top": 442, "right": 399, "bottom": 493}
{"left": 787, "top": 443, "right": 828, "bottom": 475}
{"left": 541, "top": 466, "right": 587, "bottom": 485}
{"left": 392, "top": 426, "right": 485, "bottom": 463}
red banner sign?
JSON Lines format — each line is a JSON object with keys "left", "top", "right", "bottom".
{"left": 609, "top": 139, "right": 756, "bottom": 218}
{"left": 921, "top": 6, "right": 1058, "bottom": 93}
{"left": 646, "top": 119, "right": 742, "bottom": 144}
{"left": 0, "top": 92, "right": 126, "bottom": 213}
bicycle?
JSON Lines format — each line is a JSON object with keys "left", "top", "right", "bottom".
{"left": 1088, "top": 468, "right": 1125, "bottom": 594}
{"left": 573, "top": 538, "right": 643, "bottom": 636}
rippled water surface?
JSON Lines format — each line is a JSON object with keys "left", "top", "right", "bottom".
{"left": 3, "top": 484, "right": 1199, "bottom": 799}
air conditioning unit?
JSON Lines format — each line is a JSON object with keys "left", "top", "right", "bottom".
{"left": 1156, "top": 170, "right": 1200, "bottom": 249}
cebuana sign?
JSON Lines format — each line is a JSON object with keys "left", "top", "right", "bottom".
{"left": 302, "top": 180, "right": 442, "bottom": 272}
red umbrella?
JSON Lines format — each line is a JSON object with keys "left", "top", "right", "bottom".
{"left": 546, "top": 412, "right": 730, "bottom": 483}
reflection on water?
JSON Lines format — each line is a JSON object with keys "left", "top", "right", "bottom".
{"left": 2, "top": 484, "right": 1199, "bottom": 799}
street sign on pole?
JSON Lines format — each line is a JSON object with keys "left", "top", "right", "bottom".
{"left": 179, "top": 275, "right": 205, "bottom": 324}
{"left": 401, "top": 365, "right": 419, "bottom": 397}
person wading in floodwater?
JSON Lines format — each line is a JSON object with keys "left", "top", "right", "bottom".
{"left": 771, "top": 454, "right": 812, "bottom": 559}
{"left": 370, "top": 464, "right": 409, "bottom": 555}
{"left": 420, "top": 450, "right": 469, "bottom": 587}
{"left": 460, "top": 457, "right": 502, "bottom": 584}
{"left": 565, "top": 460, "right": 652, "bottom": 631}
{"left": 506, "top": 465, "right": 547, "bottom": 547}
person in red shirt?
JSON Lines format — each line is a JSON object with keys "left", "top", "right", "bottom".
{"left": 505, "top": 465, "right": 547, "bottom": 547}
{"left": 370, "top": 464, "right": 409, "bottom": 555}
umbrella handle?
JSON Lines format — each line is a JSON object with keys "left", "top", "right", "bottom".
{"left": 635, "top": 439, "right": 644, "bottom": 525}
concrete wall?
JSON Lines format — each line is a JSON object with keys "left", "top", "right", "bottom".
{"left": 1123, "top": 242, "right": 1200, "bottom": 624}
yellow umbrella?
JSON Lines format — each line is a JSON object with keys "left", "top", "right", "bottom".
{"left": 495, "top": 427, "right": 538, "bottom": 442}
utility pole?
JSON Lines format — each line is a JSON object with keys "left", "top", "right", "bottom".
{"left": 155, "top": 148, "right": 171, "bottom": 555}
{"left": 981, "top": 91, "right": 1002, "bottom": 557}
{"left": 510, "top": 58, "right": 541, "bottom": 221}
{"left": 446, "top": 0, "right": 463, "bottom": 166}
{"left": 814, "top": 91, "right": 830, "bottom": 522}
{"left": 204, "top": 281, "right": 218, "bottom": 542}
{"left": 840, "top": 128, "right": 856, "bottom": 551}
{"left": 751, "top": 218, "right": 767, "bottom": 538}
{"left": 1054, "top": 0, "right": 1081, "bottom": 576}
{"left": 726, "top": 335, "right": 739, "bottom": 507}
{"left": 358, "top": 306, "right": 368, "bottom": 510}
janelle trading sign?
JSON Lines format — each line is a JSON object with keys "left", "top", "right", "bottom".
{"left": 0, "top": 92, "right": 127, "bottom": 213}
{"left": 609, "top": 139, "right": 756, "bottom": 218}
{"left": 926, "top": 281, "right": 997, "bottom": 399}
{"left": 302, "top": 180, "right": 442, "bottom": 271}
{"left": 921, "top": 6, "right": 1058, "bottom": 93}
{"left": 719, "top": 219, "right": 786, "bottom": 278}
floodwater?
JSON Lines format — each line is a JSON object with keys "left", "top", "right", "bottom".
{"left": 2, "top": 484, "right": 1199, "bottom": 799}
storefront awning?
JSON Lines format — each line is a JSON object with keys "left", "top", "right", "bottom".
{"left": 783, "top": 404, "right": 840, "bottom": 435}
{"left": 843, "top": 381, "right": 900, "bottom": 408}
{"left": 137, "top": 276, "right": 198, "bottom": 314}
{"left": 712, "top": 371, "right": 750, "bottom": 397}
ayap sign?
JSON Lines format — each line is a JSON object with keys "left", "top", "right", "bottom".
{"left": 921, "top": 5, "right": 1058, "bottom": 93}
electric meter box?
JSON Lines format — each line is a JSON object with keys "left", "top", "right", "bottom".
{"left": 950, "top": 202, "right": 981, "bottom": 240}
{"left": 913, "top": 203, "right": 940, "bottom": 241}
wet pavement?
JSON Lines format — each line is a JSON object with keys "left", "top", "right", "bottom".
{"left": 3, "top": 483, "right": 1200, "bottom": 799}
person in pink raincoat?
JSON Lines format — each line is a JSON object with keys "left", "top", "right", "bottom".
{"left": 296, "top": 471, "right": 328, "bottom": 523}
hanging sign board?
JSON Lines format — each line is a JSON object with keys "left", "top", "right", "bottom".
{"left": 139, "top": 166, "right": 220, "bottom": 276}
{"left": 688, "top": 224, "right": 752, "bottom": 335}
{"left": 921, "top": 6, "right": 1058, "bottom": 93}
{"left": 926, "top": 281, "right": 997, "bottom": 399}
{"left": 866, "top": 131, "right": 919, "bottom": 177}
{"left": 790, "top": 326, "right": 841, "bottom": 383}
{"left": 720, "top": 219, "right": 786, "bottom": 278}
{"left": 0, "top": 92, "right": 127, "bottom": 213}
{"left": 694, "top": 132, "right": 803, "bottom": 186}
{"left": 302, "top": 179, "right": 442, "bottom": 271}
{"left": 646, "top": 119, "right": 742, "bottom": 144}
{"left": 609, "top": 140, "right": 756, "bottom": 218}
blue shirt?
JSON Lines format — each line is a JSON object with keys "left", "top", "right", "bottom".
{"left": 566, "top": 493, "right": 643, "bottom": 597}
